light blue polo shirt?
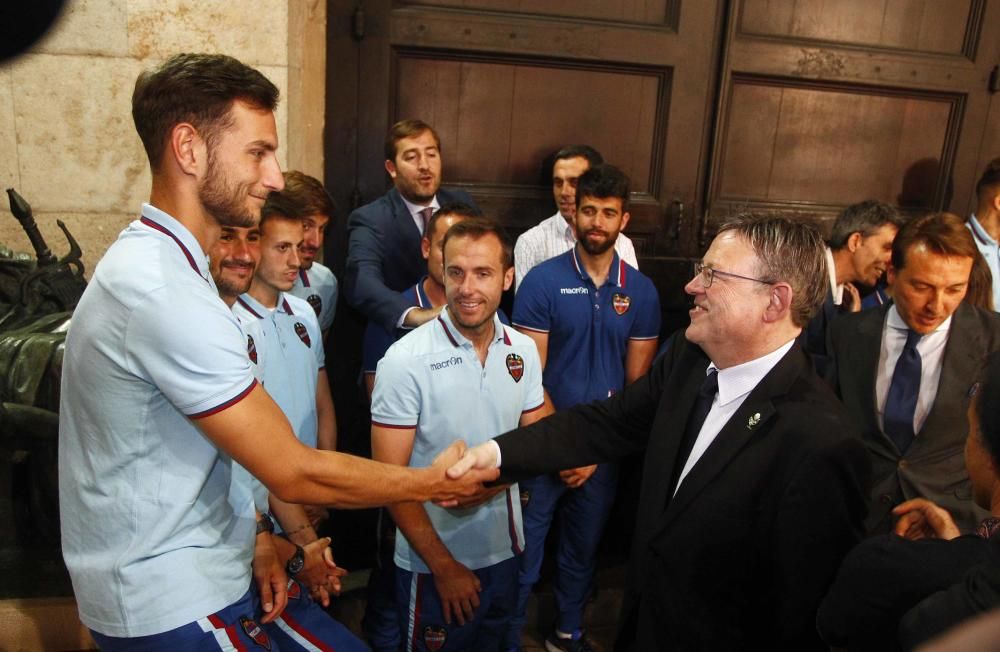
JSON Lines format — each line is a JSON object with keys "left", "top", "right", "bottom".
{"left": 967, "top": 214, "right": 1000, "bottom": 311}
{"left": 371, "top": 308, "right": 544, "bottom": 573}
{"left": 290, "top": 262, "right": 338, "bottom": 331}
{"left": 514, "top": 247, "right": 660, "bottom": 410}
{"left": 59, "top": 204, "right": 258, "bottom": 637}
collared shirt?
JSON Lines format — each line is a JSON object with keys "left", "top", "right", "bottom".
{"left": 399, "top": 194, "right": 440, "bottom": 236}
{"left": 513, "top": 211, "right": 639, "bottom": 290}
{"left": 675, "top": 339, "right": 796, "bottom": 493}
{"left": 513, "top": 246, "right": 660, "bottom": 409}
{"left": 371, "top": 308, "right": 544, "bottom": 573}
{"left": 875, "top": 305, "right": 951, "bottom": 436}
{"left": 59, "top": 203, "right": 258, "bottom": 637}
{"left": 825, "top": 246, "right": 845, "bottom": 306}
{"left": 967, "top": 214, "right": 1000, "bottom": 311}
{"left": 290, "top": 261, "right": 338, "bottom": 331}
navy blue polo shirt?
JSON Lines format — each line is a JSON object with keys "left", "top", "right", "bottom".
{"left": 513, "top": 246, "right": 660, "bottom": 410}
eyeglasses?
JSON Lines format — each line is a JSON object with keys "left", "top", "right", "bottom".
{"left": 694, "top": 262, "right": 774, "bottom": 288}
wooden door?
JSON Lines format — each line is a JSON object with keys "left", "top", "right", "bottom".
{"left": 705, "top": 0, "right": 1000, "bottom": 241}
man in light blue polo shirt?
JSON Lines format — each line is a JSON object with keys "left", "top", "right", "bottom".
{"left": 371, "top": 218, "right": 551, "bottom": 651}
{"left": 59, "top": 52, "right": 499, "bottom": 651}
{"left": 967, "top": 157, "right": 1000, "bottom": 311}
{"left": 509, "top": 164, "right": 660, "bottom": 652}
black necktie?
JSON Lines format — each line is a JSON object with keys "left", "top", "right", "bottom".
{"left": 670, "top": 369, "right": 719, "bottom": 492}
{"left": 884, "top": 329, "right": 922, "bottom": 454}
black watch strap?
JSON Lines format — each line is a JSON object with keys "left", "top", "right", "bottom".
{"left": 255, "top": 513, "right": 275, "bottom": 536}
{"left": 286, "top": 544, "right": 305, "bottom": 576}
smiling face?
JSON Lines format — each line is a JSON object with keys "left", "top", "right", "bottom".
{"left": 443, "top": 232, "right": 513, "bottom": 339}
{"left": 888, "top": 245, "right": 973, "bottom": 334}
{"left": 552, "top": 156, "right": 590, "bottom": 221}
{"left": 684, "top": 231, "right": 773, "bottom": 367}
{"left": 574, "top": 194, "right": 630, "bottom": 256}
{"left": 199, "top": 100, "right": 284, "bottom": 227}
{"left": 849, "top": 223, "right": 898, "bottom": 286}
{"left": 298, "top": 212, "right": 330, "bottom": 270}
{"left": 255, "top": 217, "right": 304, "bottom": 299}
{"left": 209, "top": 225, "right": 260, "bottom": 305}
{"left": 385, "top": 129, "right": 442, "bottom": 204}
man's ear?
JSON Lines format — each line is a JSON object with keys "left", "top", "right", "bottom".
{"left": 169, "top": 122, "right": 203, "bottom": 177}
{"left": 846, "top": 231, "right": 863, "bottom": 253}
{"left": 503, "top": 265, "right": 514, "bottom": 292}
{"left": 619, "top": 211, "right": 631, "bottom": 233}
{"left": 421, "top": 236, "right": 431, "bottom": 260}
{"left": 763, "top": 282, "right": 793, "bottom": 323}
{"left": 384, "top": 159, "right": 397, "bottom": 180}
{"left": 887, "top": 264, "right": 898, "bottom": 288}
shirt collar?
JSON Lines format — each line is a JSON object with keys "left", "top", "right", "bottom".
{"left": 414, "top": 275, "right": 432, "bottom": 308}
{"left": 437, "top": 306, "right": 510, "bottom": 348}
{"left": 824, "top": 246, "right": 844, "bottom": 305}
{"left": 570, "top": 245, "right": 624, "bottom": 288}
{"left": 710, "top": 339, "right": 796, "bottom": 407}
{"left": 400, "top": 194, "right": 440, "bottom": 219}
{"left": 886, "top": 304, "right": 952, "bottom": 335}
{"left": 968, "top": 214, "right": 997, "bottom": 246}
{"left": 139, "top": 203, "right": 211, "bottom": 282}
{"left": 236, "top": 291, "right": 293, "bottom": 319}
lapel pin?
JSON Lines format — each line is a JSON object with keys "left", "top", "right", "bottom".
{"left": 747, "top": 412, "right": 761, "bottom": 429}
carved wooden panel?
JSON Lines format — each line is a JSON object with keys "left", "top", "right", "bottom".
{"left": 402, "top": 0, "right": 677, "bottom": 28}
{"left": 738, "top": 0, "right": 983, "bottom": 57}
{"left": 393, "top": 50, "right": 670, "bottom": 199}
{"left": 712, "top": 76, "right": 960, "bottom": 224}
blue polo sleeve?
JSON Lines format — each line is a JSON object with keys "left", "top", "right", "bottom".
{"left": 370, "top": 344, "right": 421, "bottom": 428}
{"left": 126, "top": 283, "right": 256, "bottom": 418}
{"left": 520, "top": 341, "right": 546, "bottom": 413}
{"left": 629, "top": 274, "right": 662, "bottom": 340}
{"left": 512, "top": 267, "right": 552, "bottom": 333}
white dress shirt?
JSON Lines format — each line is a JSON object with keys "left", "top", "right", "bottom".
{"left": 875, "top": 305, "right": 951, "bottom": 436}
{"left": 825, "top": 246, "right": 844, "bottom": 305}
{"left": 674, "top": 339, "right": 796, "bottom": 493}
{"left": 400, "top": 194, "right": 440, "bottom": 236}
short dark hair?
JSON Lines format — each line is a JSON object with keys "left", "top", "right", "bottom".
{"left": 442, "top": 217, "right": 513, "bottom": 269}
{"left": 132, "top": 53, "right": 279, "bottom": 171}
{"left": 891, "top": 212, "right": 978, "bottom": 271}
{"left": 575, "top": 164, "right": 630, "bottom": 212}
{"left": 553, "top": 145, "right": 603, "bottom": 170}
{"left": 976, "top": 157, "right": 1000, "bottom": 204}
{"left": 426, "top": 201, "right": 482, "bottom": 241}
{"left": 717, "top": 214, "right": 828, "bottom": 328}
{"left": 977, "top": 352, "right": 1000, "bottom": 467}
{"left": 260, "top": 192, "right": 302, "bottom": 226}
{"left": 280, "top": 171, "right": 336, "bottom": 218}
{"left": 828, "top": 200, "right": 904, "bottom": 250}
{"left": 384, "top": 119, "right": 441, "bottom": 162}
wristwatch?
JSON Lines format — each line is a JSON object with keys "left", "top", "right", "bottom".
{"left": 286, "top": 544, "right": 305, "bottom": 576}
{"left": 255, "top": 513, "right": 275, "bottom": 536}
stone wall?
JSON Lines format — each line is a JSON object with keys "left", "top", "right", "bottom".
{"left": 0, "top": 0, "right": 325, "bottom": 275}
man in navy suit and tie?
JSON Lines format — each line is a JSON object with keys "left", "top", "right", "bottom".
{"left": 344, "top": 119, "right": 476, "bottom": 333}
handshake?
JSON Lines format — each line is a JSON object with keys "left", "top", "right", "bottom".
{"left": 429, "top": 440, "right": 502, "bottom": 508}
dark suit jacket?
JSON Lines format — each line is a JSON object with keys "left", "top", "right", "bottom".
{"left": 827, "top": 302, "right": 1000, "bottom": 534}
{"left": 801, "top": 289, "right": 846, "bottom": 377}
{"left": 343, "top": 186, "right": 474, "bottom": 332}
{"left": 495, "top": 334, "right": 871, "bottom": 651}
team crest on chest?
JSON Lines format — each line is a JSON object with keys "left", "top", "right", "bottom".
{"left": 423, "top": 625, "right": 447, "bottom": 651}
{"left": 294, "top": 322, "right": 312, "bottom": 347}
{"left": 612, "top": 293, "right": 631, "bottom": 315}
{"left": 239, "top": 616, "right": 271, "bottom": 649}
{"left": 506, "top": 353, "right": 524, "bottom": 382}
{"left": 306, "top": 293, "right": 322, "bottom": 317}
{"left": 247, "top": 335, "right": 258, "bottom": 364}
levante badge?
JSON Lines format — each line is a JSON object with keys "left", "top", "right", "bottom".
{"left": 612, "top": 293, "right": 631, "bottom": 315}
{"left": 294, "top": 322, "right": 311, "bottom": 347}
{"left": 506, "top": 353, "right": 524, "bottom": 382}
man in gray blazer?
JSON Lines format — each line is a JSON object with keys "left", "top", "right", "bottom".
{"left": 828, "top": 211, "right": 1000, "bottom": 534}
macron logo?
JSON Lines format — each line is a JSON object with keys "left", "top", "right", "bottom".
{"left": 429, "top": 356, "right": 463, "bottom": 371}
{"left": 560, "top": 287, "right": 588, "bottom": 295}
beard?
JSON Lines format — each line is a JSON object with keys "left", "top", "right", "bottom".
{"left": 577, "top": 229, "right": 617, "bottom": 256}
{"left": 200, "top": 152, "right": 258, "bottom": 228}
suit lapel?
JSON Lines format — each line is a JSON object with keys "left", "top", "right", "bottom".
{"left": 657, "top": 345, "right": 804, "bottom": 531}
{"left": 389, "top": 189, "right": 423, "bottom": 245}
{"left": 851, "top": 304, "right": 888, "bottom": 439}
{"left": 916, "top": 303, "right": 981, "bottom": 439}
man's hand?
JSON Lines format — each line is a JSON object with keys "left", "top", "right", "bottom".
{"left": 559, "top": 464, "right": 597, "bottom": 489}
{"left": 450, "top": 483, "right": 509, "bottom": 510}
{"left": 843, "top": 282, "right": 861, "bottom": 312}
{"left": 252, "top": 533, "right": 289, "bottom": 623}
{"left": 432, "top": 559, "right": 482, "bottom": 625}
{"left": 301, "top": 537, "right": 348, "bottom": 606}
{"left": 445, "top": 441, "right": 499, "bottom": 480}
{"left": 893, "top": 498, "right": 961, "bottom": 540}
{"left": 430, "top": 440, "right": 500, "bottom": 507}
{"left": 403, "top": 305, "right": 444, "bottom": 328}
